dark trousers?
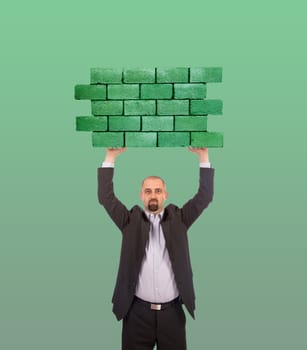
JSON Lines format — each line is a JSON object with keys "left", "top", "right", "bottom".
{"left": 122, "top": 297, "right": 187, "bottom": 350}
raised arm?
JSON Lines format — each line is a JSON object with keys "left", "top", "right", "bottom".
{"left": 187, "top": 147, "right": 210, "bottom": 163}
{"left": 180, "top": 147, "right": 214, "bottom": 228}
{"left": 97, "top": 147, "right": 130, "bottom": 231}
{"left": 103, "top": 147, "right": 127, "bottom": 163}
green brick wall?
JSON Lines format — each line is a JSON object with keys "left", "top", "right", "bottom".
{"left": 75, "top": 67, "right": 223, "bottom": 147}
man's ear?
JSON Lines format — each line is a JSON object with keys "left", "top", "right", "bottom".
{"left": 165, "top": 191, "right": 169, "bottom": 200}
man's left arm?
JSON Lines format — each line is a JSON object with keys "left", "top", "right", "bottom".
{"left": 180, "top": 148, "right": 215, "bottom": 229}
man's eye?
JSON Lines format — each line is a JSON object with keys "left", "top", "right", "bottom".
{"left": 155, "top": 189, "right": 162, "bottom": 193}
{"left": 145, "top": 189, "right": 151, "bottom": 194}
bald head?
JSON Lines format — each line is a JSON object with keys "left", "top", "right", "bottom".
{"left": 141, "top": 175, "right": 166, "bottom": 189}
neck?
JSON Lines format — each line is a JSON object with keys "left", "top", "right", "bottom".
{"left": 145, "top": 208, "right": 164, "bottom": 216}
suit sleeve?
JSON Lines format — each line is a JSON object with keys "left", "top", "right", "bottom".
{"left": 180, "top": 167, "right": 214, "bottom": 229}
{"left": 97, "top": 167, "right": 130, "bottom": 231}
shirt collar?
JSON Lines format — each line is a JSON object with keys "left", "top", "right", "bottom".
{"left": 144, "top": 209, "right": 164, "bottom": 220}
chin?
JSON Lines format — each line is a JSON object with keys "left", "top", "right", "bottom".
{"left": 148, "top": 205, "right": 159, "bottom": 212}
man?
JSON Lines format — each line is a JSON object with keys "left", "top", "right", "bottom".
{"left": 98, "top": 147, "right": 214, "bottom": 350}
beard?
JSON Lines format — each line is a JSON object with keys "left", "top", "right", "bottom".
{"left": 148, "top": 200, "right": 159, "bottom": 212}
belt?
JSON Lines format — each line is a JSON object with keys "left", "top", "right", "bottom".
{"left": 134, "top": 296, "right": 180, "bottom": 311}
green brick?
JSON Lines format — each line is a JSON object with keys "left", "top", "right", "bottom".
{"left": 158, "top": 132, "right": 190, "bottom": 147}
{"left": 157, "top": 67, "right": 189, "bottom": 83}
{"left": 109, "top": 116, "right": 140, "bottom": 131}
{"left": 107, "top": 84, "right": 139, "bottom": 100}
{"left": 191, "top": 132, "right": 223, "bottom": 147}
{"left": 124, "top": 100, "right": 156, "bottom": 115}
{"left": 190, "top": 67, "right": 222, "bottom": 83}
{"left": 157, "top": 100, "right": 189, "bottom": 115}
{"left": 125, "top": 132, "right": 157, "bottom": 147}
{"left": 142, "top": 116, "right": 173, "bottom": 131}
{"left": 174, "top": 84, "right": 206, "bottom": 99}
{"left": 90, "top": 68, "right": 122, "bottom": 84}
{"left": 92, "top": 132, "right": 124, "bottom": 147}
{"left": 141, "top": 84, "right": 172, "bottom": 99}
{"left": 92, "top": 101, "right": 123, "bottom": 116}
{"left": 175, "top": 116, "right": 207, "bottom": 131}
{"left": 76, "top": 116, "right": 107, "bottom": 131}
{"left": 190, "top": 99, "right": 223, "bottom": 115}
{"left": 74, "top": 85, "right": 106, "bottom": 100}
{"left": 123, "top": 68, "right": 155, "bottom": 83}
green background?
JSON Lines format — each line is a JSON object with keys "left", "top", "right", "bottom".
{"left": 1, "top": 0, "right": 306, "bottom": 349}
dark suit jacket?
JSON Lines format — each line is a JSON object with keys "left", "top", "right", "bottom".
{"left": 98, "top": 167, "right": 214, "bottom": 321}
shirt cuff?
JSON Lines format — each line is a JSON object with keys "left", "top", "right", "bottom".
{"left": 200, "top": 162, "right": 211, "bottom": 168}
{"left": 101, "top": 161, "right": 114, "bottom": 168}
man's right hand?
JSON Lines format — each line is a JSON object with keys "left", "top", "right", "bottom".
{"left": 104, "top": 147, "right": 127, "bottom": 163}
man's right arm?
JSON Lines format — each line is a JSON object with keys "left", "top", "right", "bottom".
{"left": 97, "top": 148, "right": 129, "bottom": 231}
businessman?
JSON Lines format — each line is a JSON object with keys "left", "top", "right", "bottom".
{"left": 98, "top": 147, "right": 214, "bottom": 350}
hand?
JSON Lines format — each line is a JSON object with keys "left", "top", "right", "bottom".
{"left": 188, "top": 147, "right": 209, "bottom": 163}
{"left": 104, "top": 147, "right": 127, "bottom": 163}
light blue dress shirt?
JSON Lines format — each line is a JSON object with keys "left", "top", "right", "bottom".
{"left": 135, "top": 210, "right": 179, "bottom": 303}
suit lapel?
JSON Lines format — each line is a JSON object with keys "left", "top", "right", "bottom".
{"left": 161, "top": 211, "right": 176, "bottom": 263}
{"left": 138, "top": 214, "right": 150, "bottom": 260}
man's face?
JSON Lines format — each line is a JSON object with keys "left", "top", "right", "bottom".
{"left": 140, "top": 178, "right": 168, "bottom": 214}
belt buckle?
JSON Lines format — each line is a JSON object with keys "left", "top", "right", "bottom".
{"left": 150, "top": 303, "right": 161, "bottom": 311}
